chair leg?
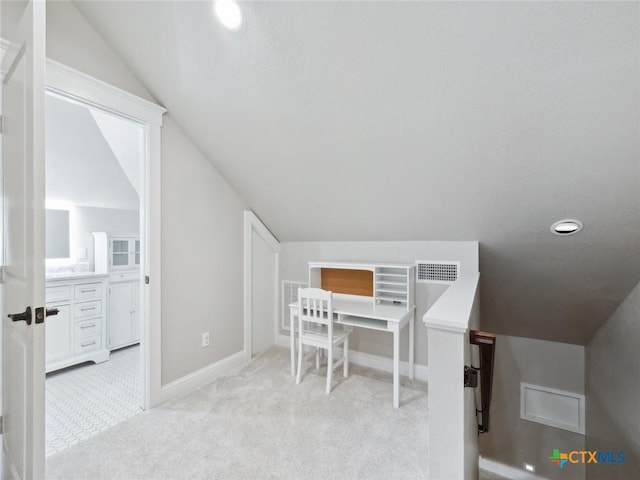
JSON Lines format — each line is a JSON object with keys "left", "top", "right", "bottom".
{"left": 296, "top": 340, "right": 303, "bottom": 385}
{"left": 326, "top": 345, "right": 333, "bottom": 395}
{"left": 343, "top": 336, "right": 349, "bottom": 378}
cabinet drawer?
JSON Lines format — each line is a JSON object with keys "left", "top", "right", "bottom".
{"left": 74, "top": 336, "right": 100, "bottom": 355}
{"left": 74, "top": 300, "right": 102, "bottom": 319}
{"left": 74, "top": 318, "right": 100, "bottom": 339}
{"left": 46, "top": 285, "right": 71, "bottom": 303}
{"left": 110, "top": 271, "right": 140, "bottom": 283}
{"left": 74, "top": 282, "right": 103, "bottom": 302}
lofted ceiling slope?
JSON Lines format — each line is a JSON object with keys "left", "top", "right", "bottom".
{"left": 71, "top": 1, "right": 640, "bottom": 345}
{"left": 46, "top": 94, "right": 139, "bottom": 210}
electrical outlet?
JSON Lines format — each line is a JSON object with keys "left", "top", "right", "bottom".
{"left": 202, "top": 332, "right": 210, "bottom": 348}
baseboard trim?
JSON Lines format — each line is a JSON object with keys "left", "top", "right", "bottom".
{"left": 160, "top": 350, "right": 246, "bottom": 404}
{"left": 479, "top": 456, "right": 549, "bottom": 480}
{"left": 276, "top": 334, "right": 428, "bottom": 382}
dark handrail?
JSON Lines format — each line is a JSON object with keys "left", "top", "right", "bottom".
{"left": 470, "top": 330, "right": 496, "bottom": 434}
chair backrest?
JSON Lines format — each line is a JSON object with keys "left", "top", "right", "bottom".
{"left": 298, "top": 287, "right": 333, "bottom": 333}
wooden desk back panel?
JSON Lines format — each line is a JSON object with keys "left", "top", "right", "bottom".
{"left": 320, "top": 268, "right": 373, "bottom": 297}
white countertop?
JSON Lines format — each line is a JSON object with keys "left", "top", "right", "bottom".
{"left": 46, "top": 272, "right": 109, "bottom": 281}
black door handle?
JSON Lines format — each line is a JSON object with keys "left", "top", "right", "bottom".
{"left": 8, "top": 306, "right": 32, "bottom": 325}
{"left": 34, "top": 307, "right": 58, "bottom": 325}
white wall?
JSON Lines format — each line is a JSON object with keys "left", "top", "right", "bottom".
{"left": 47, "top": 0, "right": 248, "bottom": 386}
{"left": 586, "top": 280, "right": 640, "bottom": 480}
{"left": 46, "top": 1, "right": 154, "bottom": 103}
{"left": 160, "top": 116, "right": 246, "bottom": 383}
{"left": 279, "top": 240, "right": 478, "bottom": 365}
{"left": 45, "top": 94, "right": 139, "bottom": 211}
{"left": 479, "top": 335, "right": 585, "bottom": 480}
{"left": 74, "top": 206, "right": 139, "bottom": 269}
{"left": 90, "top": 109, "right": 142, "bottom": 197}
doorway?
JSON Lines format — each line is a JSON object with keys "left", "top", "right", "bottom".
{"left": 44, "top": 92, "right": 144, "bottom": 456}
{"left": 243, "top": 211, "right": 280, "bottom": 360}
{"left": 0, "top": 57, "right": 163, "bottom": 475}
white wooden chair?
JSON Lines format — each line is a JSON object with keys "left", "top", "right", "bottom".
{"left": 295, "top": 287, "right": 350, "bottom": 394}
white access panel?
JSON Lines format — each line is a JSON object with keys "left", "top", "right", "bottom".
{"left": 520, "top": 382, "right": 585, "bottom": 434}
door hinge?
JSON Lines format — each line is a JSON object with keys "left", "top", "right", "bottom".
{"left": 145, "top": 275, "right": 149, "bottom": 284}
{"left": 464, "top": 365, "right": 478, "bottom": 388}
{"left": 0, "top": 115, "right": 4, "bottom": 134}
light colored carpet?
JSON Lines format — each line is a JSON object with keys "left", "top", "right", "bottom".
{"left": 46, "top": 345, "right": 142, "bottom": 456}
{"left": 47, "top": 346, "right": 429, "bottom": 480}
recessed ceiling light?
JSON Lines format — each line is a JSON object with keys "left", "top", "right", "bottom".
{"left": 550, "top": 219, "right": 583, "bottom": 236}
{"left": 214, "top": 0, "right": 243, "bottom": 31}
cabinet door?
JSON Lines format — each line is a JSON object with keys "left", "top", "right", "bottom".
{"left": 131, "top": 283, "right": 141, "bottom": 342}
{"left": 108, "top": 283, "right": 134, "bottom": 349}
{"left": 46, "top": 304, "right": 72, "bottom": 364}
{"left": 133, "top": 239, "right": 141, "bottom": 267}
{"left": 111, "top": 239, "right": 131, "bottom": 269}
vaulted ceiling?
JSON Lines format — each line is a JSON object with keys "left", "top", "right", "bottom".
{"left": 72, "top": 1, "right": 639, "bottom": 345}
{"left": 46, "top": 94, "right": 139, "bottom": 210}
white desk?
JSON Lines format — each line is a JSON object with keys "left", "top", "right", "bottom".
{"left": 289, "top": 297, "right": 415, "bottom": 408}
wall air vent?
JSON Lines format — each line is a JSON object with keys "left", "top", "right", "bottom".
{"left": 281, "top": 280, "right": 308, "bottom": 331}
{"left": 416, "top": 261, "right": 460, "bottom": 284}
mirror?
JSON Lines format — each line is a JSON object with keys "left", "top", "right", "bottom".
{"left": 46, "top": 209, "right": 70, "bottom": 259}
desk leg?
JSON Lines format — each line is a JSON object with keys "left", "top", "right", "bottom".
{"left": 290, "top": 310, "right": 296, "bottom": 376}
{"left": 409, "top": 315, "right": 415, "bottom": 380}
{"left": 393, "top": 326, "right": 400, "bottom": 408}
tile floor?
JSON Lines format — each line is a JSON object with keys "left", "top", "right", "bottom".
{"left": 46, "top": 344, "right": 142, "bottom": 457}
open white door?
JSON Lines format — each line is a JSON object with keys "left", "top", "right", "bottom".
{"left": 1, "top": 1, "right": 47, "bottom": 479}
